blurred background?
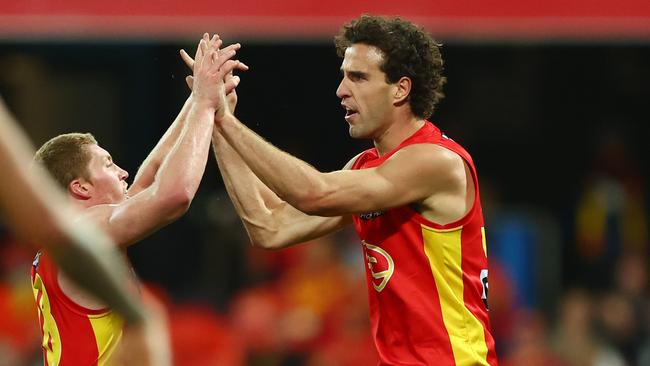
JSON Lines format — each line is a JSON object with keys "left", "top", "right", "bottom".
{"left": 1, "top": 1, "right": 649, "bottom": 365}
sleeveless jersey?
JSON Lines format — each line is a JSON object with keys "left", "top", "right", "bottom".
{"left": 351, "top": 121, "right": 498, "bottom": 365}
{"left": 31, "top": 251, "right": 124, "bottom": 366}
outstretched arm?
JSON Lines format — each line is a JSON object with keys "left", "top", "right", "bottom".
{"left": 87, "top": 35, "right": 247, "bottom": 247}
{"left": 127, "top": 95, "right": 194, "bottom": 195}
{"left": 212, "top": 130, "right": 351, "bottom": 249}
{"left": 213, "top": 109, "right": 467, "bottom": 220}
{"left": 129, "top": 35, "right": 245, "bottom": 196}
{"left": 179, "top": 48, "right": 349, "bottom": 248}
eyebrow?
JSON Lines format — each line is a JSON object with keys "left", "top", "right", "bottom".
{"left": 341, "top": 69, "right": 368, "bottom": 79}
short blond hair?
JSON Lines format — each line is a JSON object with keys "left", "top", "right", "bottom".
{"left": 34, "top": 133, "right": 98, "bottom": 189}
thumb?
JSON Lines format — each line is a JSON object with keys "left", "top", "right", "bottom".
{"left": 185, "top": 76, "right": 194, "bottom": 91}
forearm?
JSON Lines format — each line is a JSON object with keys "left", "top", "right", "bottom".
{"left": 130, "top": 95, "right": 194, "bottom": 194}
{"left": 212, "top": 130, "right": 347, "bottom": 248}
{"left": 154, "top": 98, "right": 215, "bottom": 202}
{"left": 212, "top": 130, "right": 282, "bottom": 241}
{"left": 216, "top": 115, "right": 329, "bottom": 214}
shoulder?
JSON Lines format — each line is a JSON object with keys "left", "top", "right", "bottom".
{"left": 82, "top": 203, "right": 119, "bottom": 227}
{"left": 382, "top": 143, "right": 467, "bottom": 194}
{"left": 390, "top": 143, "right": 464, "bottom": 173}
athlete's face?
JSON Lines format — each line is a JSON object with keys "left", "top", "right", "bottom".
{"left": 84, "top": 144, "right": 129, "bottom": 204}
{"left": 336, "top": 44, "right": 397, "bottom": 139}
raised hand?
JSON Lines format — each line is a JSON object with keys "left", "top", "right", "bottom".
{"left": 190, "top": 34, "right": 244, "bottom": 120}
{"left": 181, "top": 34, "right": 248, "bottom": 112}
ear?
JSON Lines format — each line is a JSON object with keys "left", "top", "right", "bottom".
{"left": 69, "top": 178, "right": 92, "bottom": 200}
{"left": 393, "top": 76, "right": 412, "bottom": 105}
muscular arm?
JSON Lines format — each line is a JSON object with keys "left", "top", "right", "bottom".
{"left": 127, "top": 96, "right": 194, "bottom": 196}
{"left": 215, "top": 115, "right": 468, "bottom": 219}
{"left": 0, "top": 99, "right": 144, "bottom": 325}
{"left": 87, "top": 37, "right": 244, "bottom": 247}
{"left": 179, "top": 37, "right": 350, "bottom": 248}
{"left": 86, "top": 98, "right": 216, "bottom": 246}
{"left": 212, "top": 130, "right": 350, "bottom": 249}
{"left": 129, "top": 41, "right": 244, "bottom": 196}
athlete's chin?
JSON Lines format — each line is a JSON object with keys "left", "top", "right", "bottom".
{"left": 348, "top": 125, "right": 369, "bottom": 139}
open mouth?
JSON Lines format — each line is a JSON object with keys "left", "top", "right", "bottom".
{"left": 344, "top": 107, "right": 359, "bottom": 120}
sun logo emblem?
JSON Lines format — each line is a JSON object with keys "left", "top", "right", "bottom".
{"left": 363, "top": 241, "right": 395, "bottom": 292}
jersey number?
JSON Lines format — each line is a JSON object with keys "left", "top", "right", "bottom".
{"left": 480, "top": 269, "right": 489, "bottom": 309}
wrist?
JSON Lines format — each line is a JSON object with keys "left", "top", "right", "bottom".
{"left": 189, "top": 96, "right": 217, "bottom": 114}
{"left": 214, "top": 112, "right": 236, "bottom": 129}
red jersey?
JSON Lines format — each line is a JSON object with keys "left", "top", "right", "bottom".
{"left": 31, "top": 251, "right": 123, "bottom": 366}
{"left": 351, "top": 122, "right": 498, "bottom": 365}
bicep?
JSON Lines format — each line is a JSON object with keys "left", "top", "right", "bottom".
{"left": 86, "top": 190, "right": 179, "bottom": 248}
{"left": 313, "top": 145, "right": 464, "bottom": 215}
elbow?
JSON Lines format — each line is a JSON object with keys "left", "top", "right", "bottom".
{"left": 244, "top": 222, "right": 291, "bottom": 251}
{"left": 171, "top": 190, "right": 193, "bottom": 216}
{"left": 246, "top": 228, "right": 282, "bottom": 251}
{"left": 249, "top": 238, "right": 281, "bottom": 251}
{"left": 288, "top": 186, "right": 334, "bottom": 216}
{"left": 159, "top": 188, "right": 193, "bottom": 221}
{"left": 292, "top": 195, "right": 338, "bottom": 216}
{"left": 294, "top": 201, "right": 325, "bottom": 216}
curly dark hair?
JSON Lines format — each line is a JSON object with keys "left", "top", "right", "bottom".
{"left": 335, "top": 14, "right": 446, "bottom": 119}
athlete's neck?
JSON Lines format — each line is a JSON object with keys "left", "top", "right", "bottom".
{"left": 373, "top": 117, "right": 425, "bottom": 156}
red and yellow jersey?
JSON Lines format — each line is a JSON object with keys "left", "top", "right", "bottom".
{"left": 351, "top": 121, "right": 498, "bottom": 366}
{"left": 31, "top": 251, "right": 124, "bottom": 366}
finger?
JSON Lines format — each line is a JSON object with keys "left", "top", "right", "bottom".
{"left": 179, "top": 49, "right": 194, "bottom": 70}
{"left": 185, "top": 75, "right": 194, "bottom": 91}
{"left": 218, "top": 59, "right": 244, "bottom": 78}
{"left": 219, "top": 43, "right": 241, "bottom": 56}
{"left": 235, "top": 61, "right": 249, "bottom": 71}
{"left": 207, "top": 34, "right": 222, "bottom": 52}
{"left": 212, "top": 50, "right": 237, "bottom": 72}
{"left": 195, "top": 38, "right": 206, "bottom": 62}
{"left": 212, "top": 38, "right": 223, "bottom": 54}
{"left": 211, "top": 49, "right": 219, "bottom": 65}
{"left": 204, "top": 49, "right": 218, "bottom": 69}
{"left": 198, "top": 39, "right": 209, "bottom": 68}
{"left": 224, "top": 71, "right": 235, "bottom": 89}
{"left": 224, "top": 75, "right": 241, "bottom": 95}
{"left": 202, "top": 33, "right": 213, "bottom": 54}
{"left": 210, "top": 34, "right": 220, "bottom": 48}
{"left": 194, "top": 35, "right": 208, "bottom": 61}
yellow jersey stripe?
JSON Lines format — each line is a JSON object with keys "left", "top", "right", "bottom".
{"left": 89, "top": 312, "right": 124, "bottom": 366}
{"left": 32, "top": 273, "right": 62, "bottom": 366}
{"left": 481, "top": 226, "right": 488, "bottom": 257}
{"left": 421, "top": 224, "right": 490, "bottom": 366}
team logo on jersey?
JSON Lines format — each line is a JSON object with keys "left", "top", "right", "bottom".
{"left": 359, "top": 211, "right": 384, "bottom": 220}
{"left": 363, "top": 241, "right": 394, "bottom": 292}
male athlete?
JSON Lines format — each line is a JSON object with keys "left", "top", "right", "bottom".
{"left": 187, "top": 15, "right": 498, "bottom": 365}
{"left": 30, "top": 35, "right": 245, "bottom": 365}
{"left": 0, "top": 97, "right": 170, "bottom": 366}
